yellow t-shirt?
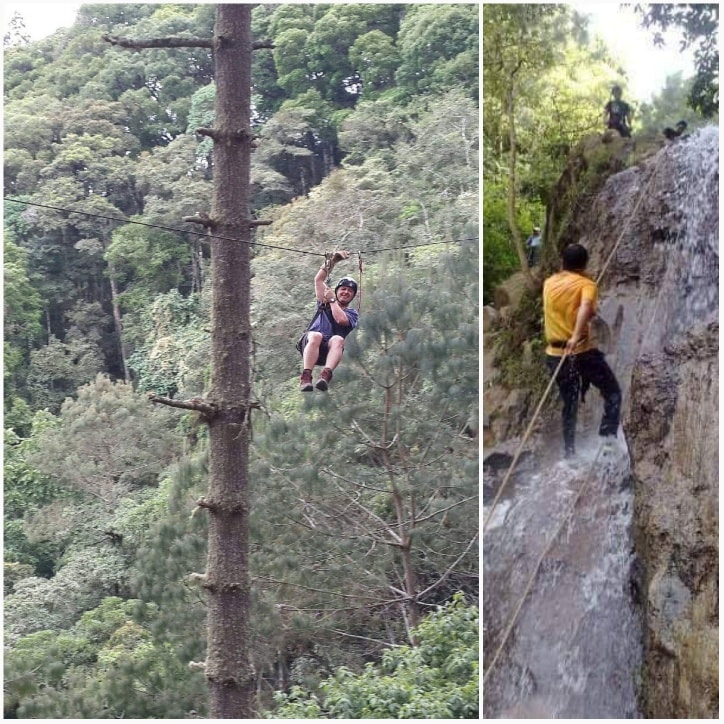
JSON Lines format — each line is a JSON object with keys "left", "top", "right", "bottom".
{"left": 543, "top": 271, "right": 598, "bottom": 356}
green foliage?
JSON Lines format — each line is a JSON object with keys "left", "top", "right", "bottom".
{"left": 636, "top": 72, "right": 712, "bottom": 137}
{"left": 4, "top": 235, "right": 43, "bottom": 401}
{"left": 3, "top": 595, "right": 204, "bottom": 719}
{"left": 269, "top": 593, "right": 478, "bottom": 718}
{"left": 635, "top": 3, "right": 719, "bottom": 117}
{"left": 4, "top": 413, "right": 67, "bottom": 575}
{"left": 4, "top": 416, "right": 63, "bottom": 515}
{"left": 127, "top": 289, "right": 211, "bottom": 397}
{"left": 28, "top": 374, "right": 183, "bottom": 505}
{"left": 396, "top": 5, "right": 479, "bottom": 99}
{"left": 4, "top": 546, "right": 129, "bottom": 647}
{"left": 4, "top": 7, "right": 479, "bottom": 717}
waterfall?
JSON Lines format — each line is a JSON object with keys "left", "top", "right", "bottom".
{"left": 483, "top": 126, "right": 718, "bottom": 718}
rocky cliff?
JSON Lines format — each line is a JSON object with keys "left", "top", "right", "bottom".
{"left": 483, "top": 127, "right": 718, "bottom": 717}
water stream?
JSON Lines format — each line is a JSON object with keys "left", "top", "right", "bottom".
{"left": 483, "top": 430, "right": 641, "bottom": 718}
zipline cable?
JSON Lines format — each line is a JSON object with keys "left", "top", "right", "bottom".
{"left": 4, "top": 197, "right": 474, "bottom": 257}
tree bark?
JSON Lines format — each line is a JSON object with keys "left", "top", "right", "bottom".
{"left": 203, "top": 5, "right": 255, "bottom": 718}
{"left": 504, "top": 77, "right": 535, "bottom": 288}
{"left": 108, "top": 271, "right": 130, "bottom": 383}
{"left": 102, "top": 5, "right": 260, "bottom": 716}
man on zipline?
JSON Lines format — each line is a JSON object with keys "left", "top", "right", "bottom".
{"left": 298, "top": 250, "right": 359, "bottom": 392}
{"left": 543, "top": 243, "right": 621, "bottom": 458}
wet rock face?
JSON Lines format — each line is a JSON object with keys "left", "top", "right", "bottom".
{"left": 585, "top": 128, "right": 719, "bottom": 719}
{"left": 626, "top": 322, "right": 718, "bottom": 718}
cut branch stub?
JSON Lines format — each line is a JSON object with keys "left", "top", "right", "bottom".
{"left": 183, "top": 213, "right": 214, "bottom": 228}
{"left": 103, "top": 34, "right": 214, "bottom": 49}
{"left": 147, "top": 393, "right": 217, "bottom": 419}
{"left": 249, "top": 219, "right": 272, "bottom": 227}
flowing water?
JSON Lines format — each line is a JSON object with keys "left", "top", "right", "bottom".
{"left": 482, "top": 127, "right": 718, "bottom": 719}
{"left": 483, "top": 431, "right": 641, "bottom": 718}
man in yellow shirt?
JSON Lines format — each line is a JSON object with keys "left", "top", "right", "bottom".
{"left": 543, "top": 244, "right": 621, "bottom": 458}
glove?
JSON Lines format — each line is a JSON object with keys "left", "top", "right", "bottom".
{"left": 331, "top": 250, "right": 350, "bottom": 264}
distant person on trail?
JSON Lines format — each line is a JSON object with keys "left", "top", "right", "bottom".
{"left": 298, "top": 250, "right": 359, "bottom": 392}
{"left": 604, "top": 85, "right": 632, "bottom": 138}
{"left": 526, "top": 226, "right": 542, "bottom": 266}
{"left": 543, "top": 244, "right": 622, "bottom": 458}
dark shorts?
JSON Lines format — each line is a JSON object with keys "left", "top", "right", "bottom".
{"left": 608, "top": 121, "right": 631, "bottom": 138}
{"left": 298, "top": 332, "right": 330, "bottom": 366}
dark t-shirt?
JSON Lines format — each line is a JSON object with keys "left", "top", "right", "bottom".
{"left": 606, "top": 99, "right": 630, "bottom": 127}
{"left": 308, "top": 301, "right": 359, "bottom": 339}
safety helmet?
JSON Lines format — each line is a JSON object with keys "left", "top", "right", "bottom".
{"left": 335, "top": 277, "right": 358, "bottom": 296}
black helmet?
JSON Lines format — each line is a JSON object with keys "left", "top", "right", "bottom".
{"left": 611, "top": 84, "right": 622, "bottom": 95}
{"left": 335, "top": 277, "right": 358, "bottom": 296}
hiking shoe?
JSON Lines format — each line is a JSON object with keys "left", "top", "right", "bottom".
{"left": 315, "top": 368, "right": 333, "bottom": 391}
{"left": 300, "top": 369, "right": 313, "bottom": 392}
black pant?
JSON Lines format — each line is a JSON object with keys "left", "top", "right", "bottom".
{"left": 546, "top": 349, "right": 621, "bottom": 454}
{"left": 608, "top": 121, "right": 631, "bottom": 138}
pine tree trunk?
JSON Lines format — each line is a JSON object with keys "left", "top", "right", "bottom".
{"left": 108, "top": 271, "right": 130, "bottom": 383}
{"left": 204, "top": 4, "right": 255, "bottom": 718}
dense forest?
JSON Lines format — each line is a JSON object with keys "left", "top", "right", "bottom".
{"left": 3, "top": 3, "right": 479, "bottom": 719}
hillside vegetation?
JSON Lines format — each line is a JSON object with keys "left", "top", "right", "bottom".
{"left": 3, "top": 4, "right": 478, "bottom": 718}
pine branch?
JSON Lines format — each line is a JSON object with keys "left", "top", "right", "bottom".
{"left": 253, "top": 574, "right": 381, "bottom": 602}
{"left": 322, "top": 628, "right": 402, "bottom": 648}
{"left": 147, "top": 393, "right": 217, "bottom": 417}
{"left": 286, "top": 512, "right": 403, "bottom": 548}
{"left": 415, "top": 532, "right": 479, "bottom": 601}
{"left": 406, "top": 495, "right": 479, "bottom": 527}
{"left": 103, "top": 34, "right": 214, "bottom": 49}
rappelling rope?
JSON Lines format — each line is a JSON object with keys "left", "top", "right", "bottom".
{"left": 482, "top": 152, "right": 665, "bottom": 683}
{"left": 483, "top": 157, "right": 660, "bottom": 532}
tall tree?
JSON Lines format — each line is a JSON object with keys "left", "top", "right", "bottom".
{"left": 102, "top": 5, "right": 271, "bottom": 717}
{"left": 483, "top": 5, "right": 573, "bottom": 284}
